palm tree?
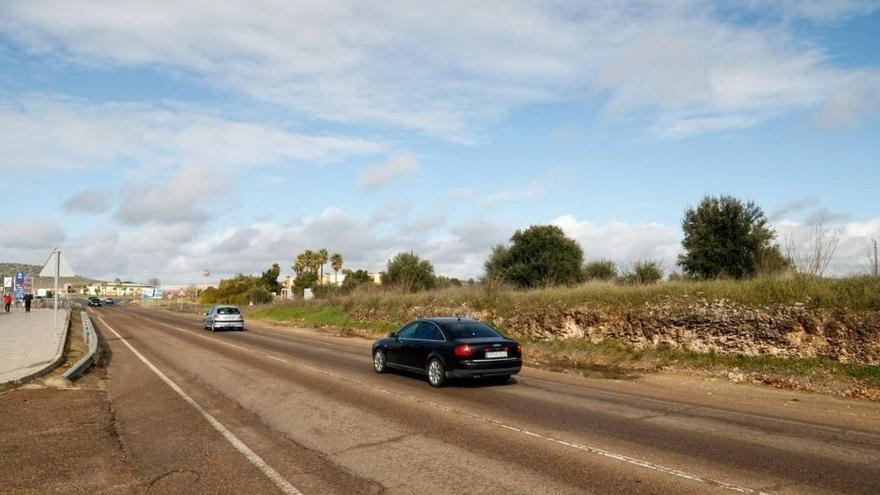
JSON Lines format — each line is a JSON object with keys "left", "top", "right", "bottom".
{"left": 330, "top": 253, "right": 343, "bottom": 284}
{"left": 318, "top": 248, "right": 329, "bottom": 283}
{"left": 301, "top": 250, "right": 315, "bottom": 274}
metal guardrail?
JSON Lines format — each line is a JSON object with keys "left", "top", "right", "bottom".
{"left": 63, "top": 311, "right": 98, "bottom": 380}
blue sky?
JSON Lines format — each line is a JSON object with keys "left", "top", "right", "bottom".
{"left": 1, "top": 1, "right": 878, "bottom": 283}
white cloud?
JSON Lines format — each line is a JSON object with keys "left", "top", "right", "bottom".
{"left": 115, "top": 164, "right": 226, "bottom": 225}
{"left": 357, "top": 152, "right": 418, "bottom": 190}
{"left": 483, "top": 179, "right": 546, "bottom": 206}
{"left": 1, "top": 1, "right": 876, "bottom": 138}
{"left": 775, "top": 215, "right": 880, "bottom": 276}
{"left": 3, "top": 204, "right": 877, "bottom": 283}
{"left": 61, "top": 188, "right": 109, "bottom": 213}
{"left": 769, "top": 196, "right": 823, "bottom": 222}
{"left": 0, "top": 94, "right": 384, "bottom": 170}
{"left": 746, "top": 0, "right": 880, "bottom": 22}
{"left": 552, "top": 215, "right": 682, "bottom": 270}
{"left": 818, "top": 72, "right": 880, "bottom": 127}
{"left": 0, "top": 221, "right": 66, "bottom": 249}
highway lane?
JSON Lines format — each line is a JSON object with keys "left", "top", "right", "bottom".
{"left": 91, "top": 306, "right": 880, "bottom": 494}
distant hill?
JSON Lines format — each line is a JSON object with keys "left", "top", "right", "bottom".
{"left": 0, "top": 262, "right": 103, "bottom": 286}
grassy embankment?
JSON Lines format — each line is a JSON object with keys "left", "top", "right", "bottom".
{"left": 241, "top": 277, "right": 880, "bottom": 394}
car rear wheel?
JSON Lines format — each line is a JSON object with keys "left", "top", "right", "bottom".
{"left": 373, "top": 349, "right": 387, "bottom": 373}
{"left": 427, "top": 358, "right": 446, "bottom": 388}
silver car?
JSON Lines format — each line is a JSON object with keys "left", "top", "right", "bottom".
{"left": 203, "top": 305, "right": 245, "bottom": 331}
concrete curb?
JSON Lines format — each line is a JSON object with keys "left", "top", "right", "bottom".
{"left": 3, "top": 306, "right": 72, "bottom": 387}
{"left": 63, "top": 311, "right": 98, "bottom": 380}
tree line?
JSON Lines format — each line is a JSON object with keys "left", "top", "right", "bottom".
{"left": 485, "top": 194, "right": 796, "bottom": 288}
{"left": 204, "top": 194, "right": 825, "bottom": 303}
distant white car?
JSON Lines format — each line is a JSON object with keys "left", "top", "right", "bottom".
{"left": 203, "top": 305, "right": 245, "bottom": 331}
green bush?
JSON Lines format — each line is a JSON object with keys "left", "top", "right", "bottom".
{"left": 247, "top": 286, "right": 273, "bottom": 304}
{"left": 584, "top": 260, "right": 617, "bottom": 281}
{"left": 621, "top": 260, "right": 664, "bottom": 284}
{"left": 200, "top": 263, "right": 281, "bottom": 304}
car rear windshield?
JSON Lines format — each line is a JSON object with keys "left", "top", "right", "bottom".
{"left": 217, "top": 307, "right": 240, "bottom": 315}
{"left": 443, "top": 322, "right": 501, "bottom": 339}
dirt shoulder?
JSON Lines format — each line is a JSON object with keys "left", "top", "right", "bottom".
{"left": 0, "top": 314, "right": 138, "bottom": 494}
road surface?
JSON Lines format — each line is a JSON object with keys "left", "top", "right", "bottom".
{"left": 82, "top": 306, "right": 880, "bottom": 494}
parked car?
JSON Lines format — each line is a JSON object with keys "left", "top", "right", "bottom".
{"left": 88, "top": 297, "right": 102, "bottom": 307}
{"left": 372, "top": 317, "right": 522, "bottom": 387}
{"left": 103, "top": 298, "right": 116, "bottom": 305}
{"left": 203, "top": 305, "right": 245, "bottom": 331}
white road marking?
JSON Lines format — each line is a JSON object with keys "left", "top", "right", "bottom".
{"left": 94, "top": 314, "right": 302, "bottom": 495}
{"left": 134, "top": 313, "right": 770, "bottom": 494}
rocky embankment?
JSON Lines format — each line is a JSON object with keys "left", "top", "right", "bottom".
{"left": 351, "top": 296, "right": 880, "bottom": 365}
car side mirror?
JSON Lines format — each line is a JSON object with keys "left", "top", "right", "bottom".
{"left": 388, "top": 331, "right": 397, "bottom": 338}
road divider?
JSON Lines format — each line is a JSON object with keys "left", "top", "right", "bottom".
{"left": 63, "top": 312, "right": 98, "bottom": 381}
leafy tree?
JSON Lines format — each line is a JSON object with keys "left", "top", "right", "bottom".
{"left": 148, "top": 277, "right": 161, "bottom": 287}
{"left": 201, "top": 273, "right": 262, "bottom": 305}
{"left": 260, "top": 263, "right": 281, "bottom": 293}
{"left": 679, "top": 195, "right": 785, "bottom": 279}
{"left": 583, "top": 260, "right": 617, "bottom": 281}
{"left": 383, "top": 252, "right": 436, "bottom": 292}
{"left": 341, "top": 269, "right": 374, "bottom": 291}
{"left": 294, "top": 271, "right": 318, "bottom": 290}
{"left": 621, "top": 260, "right": 664, "bottom": 284}
{"left": 485, "top": 225, "right": 584, "bottom": 288}
{"left": 330, "top": 253, "right": 343, "bottom": 283}
{"left": 246, "top": 285, "right": 273, "bottom": 304}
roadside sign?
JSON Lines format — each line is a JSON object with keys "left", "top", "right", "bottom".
{"left": 2, "top": 276, "right": 11, "bottom": 288}
{"left": 14, "top": 271, "right": 25, "bottom": 301}
{"left": 39, "top": 251, "right": 75, "bottom": 277}
{"left": 178, "top": 289, "right": 186, "bottom": 297}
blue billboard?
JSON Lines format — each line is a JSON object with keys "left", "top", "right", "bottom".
{"left": 14, "top": 271, "right": 25, "bottom": 301}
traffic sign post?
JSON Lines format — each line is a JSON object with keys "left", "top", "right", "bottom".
{"left": 40, "top": 249, "right": 76, "bottom": 329}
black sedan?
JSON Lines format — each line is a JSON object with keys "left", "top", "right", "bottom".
{"left": 372, "top": 317, "right": 522, "bottom": 387}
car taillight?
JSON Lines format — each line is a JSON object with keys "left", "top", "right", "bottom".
{"left": 517, "top": 344, "right": 523, "bottom": 355}
{"left": 454, "top": 344, "right": 473, "bottom": 357}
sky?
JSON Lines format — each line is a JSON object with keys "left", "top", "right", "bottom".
{"left": 0, "top": 0, "right": 879, "bottom": 284}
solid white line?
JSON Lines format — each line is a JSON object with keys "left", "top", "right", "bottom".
{"left": 94, "top": 314, "right": 302, "bottom": 495}
{"left": 136, "top": 314, "right": 769, "bottom": 494}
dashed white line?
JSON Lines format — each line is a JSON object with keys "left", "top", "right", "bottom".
{"left": 94, "top": 314, "right": 302, "bottom": 495}
{"left": 135, "top": 313, "right": 771, "bottom": 494}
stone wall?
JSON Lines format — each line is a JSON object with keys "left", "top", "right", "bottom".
{"left": 351, "top": 297, "right": 880, "bottom": 364}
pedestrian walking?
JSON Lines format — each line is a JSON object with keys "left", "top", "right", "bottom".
{"left": 2, "top": 292, "right": 11, "bottom": 313}
{"left": 24, "top": 292, "right": 33, "bottom": 313}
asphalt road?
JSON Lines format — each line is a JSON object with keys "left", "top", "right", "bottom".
{"left": 84, "top": 306, "right": 880, "bottom": 494}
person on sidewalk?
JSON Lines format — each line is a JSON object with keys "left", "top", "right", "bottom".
{"left": 23, "top": 292, "right": 33, "bottom": 313}
{"left": 2, "top": 292, "right": 11, "bottom": 313}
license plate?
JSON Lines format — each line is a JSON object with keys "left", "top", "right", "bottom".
{"left": 485, "top": 351, "right": 508, "bottom": 359}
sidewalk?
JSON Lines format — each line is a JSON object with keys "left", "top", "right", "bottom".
{"left": 0, "top": 307, "right": 70, "bottom": 385}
